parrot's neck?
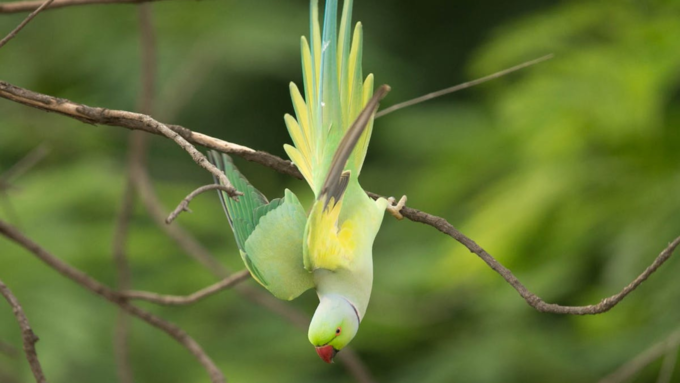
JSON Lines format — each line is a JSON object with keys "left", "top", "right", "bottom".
{"left": 315, "top": 265, "right": 372, "bottom": 319}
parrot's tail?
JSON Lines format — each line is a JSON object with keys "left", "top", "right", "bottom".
{"left": 283, "top": 0, "right": 376, "bottom": 198}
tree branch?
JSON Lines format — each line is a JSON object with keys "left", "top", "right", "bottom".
{"left": 375, "top": 54, "right": 554, "bottom": 119}
{"left": 0, "top": 279, "right": 47, "bottom": 383}
{"left": 0, "top": 0, "right": 172, "bottom": 14}
{"left": 0, "top": 80, "right": 302, "bottom": 180}
{"left": 0, "top": 0, "right": 54, "bottom": 49}
{"left": 385, "top": 199, "right": 680, "bottom": 315}
{"left": 166, "top": 184, "right": 236, "bottom": 224}
{"left": 1, "top": 79, "right": 677, "bottom": 316}
{"left": 0, "top": 219, "right": 225, "bottom": 383}
{"left": 122, "top": 270, "right": 250, "bottom": 306}
{"left": 0, "top": 81, "right": 242, "bottom": 199}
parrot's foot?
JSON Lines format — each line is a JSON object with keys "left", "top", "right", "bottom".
{"left": 387, "top": 195, "right": 407, "bottom": 220}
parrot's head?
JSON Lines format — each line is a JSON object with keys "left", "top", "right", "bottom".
{"left": 308, "top": 294, "right": 360, "bottom": 363}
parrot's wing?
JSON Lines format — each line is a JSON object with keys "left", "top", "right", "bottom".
{"left": 244, "top": 189, "right": 314, "bottom": 300}
{"left": 208, "top": 152, "right": 268, "bottom": 252}
{"left": 208, "top": 152, "right": 313, "bottom": 300}
{"left": 284, "top": 0, "right": 376, "bottom": 196}
{"left": 303, "top": 85, "right": 390, "bottom": 272}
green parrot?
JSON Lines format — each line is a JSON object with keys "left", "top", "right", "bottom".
{"left": 208, "top": 0, "right": 405, "bottom": 363}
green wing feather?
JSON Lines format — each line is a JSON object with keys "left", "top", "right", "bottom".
{"left": 245, "top": 190, "right": 314, "bottom": 300}
{"left": 208, "top": 151, "right": 313, "bottom": 300}
{"left": 208, "top": 152, "right": 268, "bottom": 252}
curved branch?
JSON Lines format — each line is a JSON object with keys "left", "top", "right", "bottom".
{"left": 0, "top": 81, "right": 242, "bottom": 199}
{"left": 0, "top": 279, "right": 47, "bottom": 383}
{"left": 387, "top": 200, "right": 680, "bottom": 315}
{"left": 166, "top": 184, "right": 236, "bottom": 224}
{"left": 122, "top": 270, "right": 250, "bottom": 305}
{"left": 1, "top": 79, "right": 678, "bottom": 317}
{"left": 0, "top": 219, "right": 225, "bottom": 383}
{"left": 0, "top": 80, "right": 302, "bottom": 180}
{"left": 0, "top": 0, "right": 171, "bottom": 14}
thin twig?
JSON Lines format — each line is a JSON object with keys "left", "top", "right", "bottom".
{"left": 600, "top": 328, "right": 680, "bottom": 383}
{"left": 0, "top": 0, "right": 54, "bottom": 49}
{"left": 375, "top": 54, "right": 554, "bottom": 118}
{"left": 122, "top": 270, "right": 250, "bottom": 305}
{"left": 0, "top": 279, "right": 47, "bottom": 383}
{"left": 0, "top": 0, "right": 172, "bottom": 14}
{"left": 1, "top": 79, "right": 678, "bottom": 316}
{"left": 166, "top": 184, "right": 236, "bottom": 224}
{"left": 0, "top": 219, "right": 225, "bottom": 383}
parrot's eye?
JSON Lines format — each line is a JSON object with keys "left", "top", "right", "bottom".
{"left": 335, "top": 327, "right": 341, "bottom": 335}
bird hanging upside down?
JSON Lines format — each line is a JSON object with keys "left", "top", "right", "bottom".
{"left": 208, "top": 0, "right": 405, "bottom": 363}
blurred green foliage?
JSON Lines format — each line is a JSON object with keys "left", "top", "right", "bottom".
{"left": 1, "top": 0, "right": 679, "bottom": 382}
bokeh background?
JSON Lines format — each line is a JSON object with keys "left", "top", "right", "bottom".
{"left": 1, "top": 0, "right": 680, "bottom": 382}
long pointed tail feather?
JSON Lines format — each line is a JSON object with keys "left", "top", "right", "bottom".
{"left": 319, "top": 84, "right": 390, "bottom": 206}
{"left": 286, "top": 0, "right": 378, "bottom": 198}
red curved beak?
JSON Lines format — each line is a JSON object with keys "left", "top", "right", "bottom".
{"left": 315, "top": 345, "right": 338, "bottom": 363}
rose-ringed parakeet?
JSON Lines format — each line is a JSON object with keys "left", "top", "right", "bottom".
{"left": 208, "top": 0, "right": 405, "bottom": 363}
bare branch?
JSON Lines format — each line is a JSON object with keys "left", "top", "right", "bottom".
{"left": 123, "top": 270, "right": 250, "bottom": 305}
{"left": 166, "top": 184, "right": 236, "bottom": 224}
{"left": 0, "top": 279, "right": 47, "bottom": 383}
{"left": 0, "top": 219, "right": 225, "bottom": 383}
{"left": 0, "top": 80, "right": 301, "bottom": 179}
{"left": 0, "top": 81, "right": 242, "bottom": 199}
{"left": 0, "top": 0, "right": 54, "bottom": 49}
{"left": 0, "top": 0, "right": 173, "bottom": 14}
{"left": 383, "top": 198, "right": 680, "bottom": 315}
{"left": 375, "top": 54, "right": 554, "bottom": 118}
{"left": 1, "top": 79, "right": 677, "bottom": 317}
{"left": 600, "top": 328, "right": 680, "bottom": 383}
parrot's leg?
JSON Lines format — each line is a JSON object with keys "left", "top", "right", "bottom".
{"left": 386, "top": 195, "right": 407, "bottom": 220}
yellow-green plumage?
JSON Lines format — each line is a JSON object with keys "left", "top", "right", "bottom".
{"left": 210, "top": 0, "right": 390, "bottom": 361}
